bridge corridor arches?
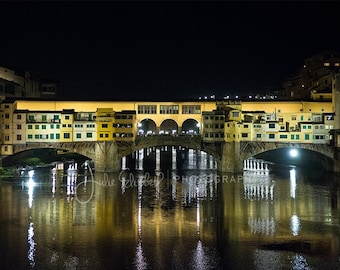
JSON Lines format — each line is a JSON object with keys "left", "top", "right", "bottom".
{"left": 137, "top": 118, "right": 200, "bottom": 136}
{"left": 138, "top": 119, "right": 157, "bottom": 136}
{"left": 159, "top": 119, "right": 178, "bottom": 135}
{"left": 181, "top": 119, "right": 200, "bottom": 135}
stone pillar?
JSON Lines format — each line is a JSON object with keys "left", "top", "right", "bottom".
{"left": 333, "top": 149, "right": 340, "bottom": 173}
{"left": 94, "top": 141, "right": 121, "bottom": 172}
{"left": 219, "top": 142, "right": 243, "bottom": 172}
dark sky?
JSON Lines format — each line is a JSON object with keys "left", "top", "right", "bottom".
{"left": 1, "top": 1, "right": 340, "bottom": 100}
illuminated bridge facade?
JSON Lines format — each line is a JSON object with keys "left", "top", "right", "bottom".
{"left": 1, "top": 98, "right": 340, "bottom": 172}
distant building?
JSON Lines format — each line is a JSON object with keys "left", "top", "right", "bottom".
{"left": 0, "top": 65, "right": 58, "bottom": 99}
{"left": 0, "top": 77, "right": 24, "bottom": 97}
{"left": 280, "top": 51, "right": 340, "bottom": 100}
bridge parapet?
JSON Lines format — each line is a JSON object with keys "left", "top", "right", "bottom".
{"left": 135, "top": 135, "right": 202, "bottom": 148}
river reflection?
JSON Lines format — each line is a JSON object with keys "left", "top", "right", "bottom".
{"left": 0, "top": 150, "right": 340, "bottom": 269}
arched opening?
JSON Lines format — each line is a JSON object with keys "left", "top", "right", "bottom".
{"left": 138, "top": 119, "right": 157, "bottom": 136}
{"left": 182, "top": 119, "right": 200, "bottom": 135}
{"left": 159, "top": 119, "right": 178, "bottom": 135}
{"left": 254, "top": 148, "right": 332, "bottom": 178}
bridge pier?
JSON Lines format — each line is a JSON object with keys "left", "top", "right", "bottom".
{"left": 218, "top": 142, "right": 244, "bottom": 173}
{"left": 94, "top": 141, "right": 121, "bottom": 172}
{"left": 333, "top": 148, "right": 340, "bottom": 173}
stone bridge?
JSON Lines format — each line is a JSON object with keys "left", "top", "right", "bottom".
{"left": 10, "top": 137, "right": 339, "bottom": 172}
{"left": 235, "top": 141, "right": 338, "bottom": 172}
{"left": 119, "top": 135, "right": 222, "bottom": 159}
{"left": 239, "top": 141, "right": 335, "bottom": 159}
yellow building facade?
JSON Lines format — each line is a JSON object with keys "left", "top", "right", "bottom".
{"left": 224, "top": 101, "right": 334, "bottom": 144}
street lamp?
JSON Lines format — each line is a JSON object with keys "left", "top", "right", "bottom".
{"left": 289, "top": 149, "right": 298, "bottom": 158}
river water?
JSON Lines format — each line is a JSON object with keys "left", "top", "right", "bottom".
{"left": 1, "top": 148, "right": 340, "bottom": 269}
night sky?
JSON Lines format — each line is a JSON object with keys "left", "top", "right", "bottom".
{"left": 1, "top": 1, "right": 340, "bottom": 100}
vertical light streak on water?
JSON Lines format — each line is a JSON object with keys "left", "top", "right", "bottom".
{"left": 199, "top": 174, "right": 207, "bottom": 199}
{"left": 137, "top": 195, "right": 142, "bottom": 238}
{"left": 188, "top": 149, "right": 194, "bottom": 169}
{"left": 209, "top": 155, "right": 214, "bottom": 169}
{"left": 155, "top": 171, "right": 161, "bottom": 200}
{"left": 171, "top": 172, "right": 177, "bottom": 201}
{"left": 172, "top": 146, "right": 177, "bottom": 170}
{"left": 209, "top": 173, "right": 214, "bottom": 200}
{"left": 290, "top": 168, "right": 296, "bottom": 199}
{"left": 27, "top": 178, "right": 34, "bottom": 209}
{"left": 291, "top": 253, "right": 310, "bottom": 269}
{"left": 270, "top": 184, "right": 274, "bottom": 200}
{"left": 196, "top": 194, "right": 200, "bottom": 237}
{"left": 134, "top": 241, "right": 148, "bottom": 270}
{"left": 138, "top": 173, "right": 143, "bottom": 200}
{"left": 200, "top": 151, "right": 207, "bottom": 170}
{"left": 27, "top": 171, "right": 36, "bottom": 266}
{"left": 138, "top": 149, "right": 144, "bottom": 171}
{"left": 121, "top": 175, "right": 126, "bottom": 194}
{"left": 72, "top": 165, "right": 77, "bottom": 194}
{"left": 121, "top": 156, "right": 127, "bottom": 170}
{"left": 155, "top": 148, "right": 161, "bottom": 171}
{"left": 66, "top": 165, "right": 78, "bottom": 197}
{"left": 51, "top": 173, "right": 56, "bottom": 196}
{"left": 134, "top": 181, "right": 148, "bottom": 270}
{"left": 291, "top": 214, "right": 300, "bottom": 236}
{"left": 51, "top": 167, "right": 57, "bottom": 196}
{"left": 27, "top": 222, "right": 36, "bottom": 267}
{"left": 192, "top": 240, "right": 205, "bottom": 270}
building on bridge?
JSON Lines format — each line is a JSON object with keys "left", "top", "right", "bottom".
{"left": 224, "top": 106, "right": 335, "bottom": 144}
{"left": 0, "top": 103, "right": 138, "bottom": 155}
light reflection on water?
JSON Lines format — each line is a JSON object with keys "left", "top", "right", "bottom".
{"left": 0, "top": 149, "right": 340, "bottom": 269}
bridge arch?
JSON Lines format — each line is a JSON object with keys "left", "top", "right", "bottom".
{"left": 2, "top": 146, "right": 92, "bottom": 168}
{"left": 159, "top": 119, "right": 178, "bottom": 135}
{"left": 181, "top": 118, "right": 200, "bottom": 135}
{"left": 138, "top": 118, "right": 157, "bottom": 135}
{"left": 118, "top": 135, "right": 222, "bottom": 162}
{"left": 240, "top": 141, "right": 335, "bottom": 171}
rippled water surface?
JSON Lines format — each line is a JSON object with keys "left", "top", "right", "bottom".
{"left": 1, "top": 150, "right": 340, "bottom": 269}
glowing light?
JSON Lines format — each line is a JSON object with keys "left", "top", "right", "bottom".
{"left": 289, "top": 149, "right": 298, "bottom": 157}
{"left": 28, "top": 170, "right": 34, "bottom": 178}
